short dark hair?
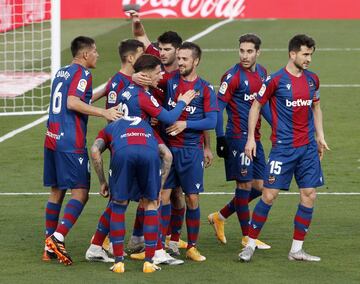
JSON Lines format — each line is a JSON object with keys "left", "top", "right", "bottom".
{"left": 179, "top": 41, "right": 202, "bottom": 61}
{"left": 71, "top": 36, "right": 95, "bottom": 57}
{"left": 288, "top": 34, "right": 316, "bottom": 52}
{"left": 133, "top": 54, "right": 161, "bottom": 73}
{"left": 239, "top": 33, "right": 262, "bottom": 50}
{"left": 118, "top": 39, "right": 144, "bottom": 63}
{"left": 158, "top": 31, "right": 182, "bottom": 49}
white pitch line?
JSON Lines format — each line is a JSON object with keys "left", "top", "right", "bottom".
{"left": 202, "top": 47, "right": 360, "bottom": 52}
{"left": 0, "top": 192, "right": 359, "bottom": 196}
{"left": 0, "top": 83, "right": 107, "bottom": 144}
{"left": 0, "top": 19, "right": 234, "bottom": 144}
{"left": 186, "top": 18, "right": 234, "bottom": 42}
{"left": 0, "top": 115, "right": 48, "bottom": 143}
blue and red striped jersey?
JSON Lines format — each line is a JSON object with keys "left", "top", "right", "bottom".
{"left": 256, "top": 68, "right": 320, "bottom": 147}
{"left": 104, "top": 71, "right": 132, "bottom": 109}
{"left": 44, "top": 63, "right": 93, "bottom": 153}
{"left": 119, "top": 83, "right": 163, "bottom": 122}
{"left": 218, "top": 63, "right": 267, "bottom": 141}
{"left": 165, "top": 73, "right": 218, "bottom": 148}
{"left": 97, "top": 117, "right": 158, "bottom": 153}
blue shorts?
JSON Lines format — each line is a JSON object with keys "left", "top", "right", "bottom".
{"left": 225, "top": 138, "right": 265, "bottom": 182}
{"left": 109, "top": 146, "right": 161, "bottom": 201}
{"left": 43, "top": 148, "right": 90, "bottom": 190}
{"left": 164, "top": 147, "right": 204, "bottom": 195}
{"left": 263, "top": 141, "right": 324, "bottom": 190}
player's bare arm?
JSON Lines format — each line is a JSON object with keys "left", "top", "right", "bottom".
{"left": 128, "top": 10, "right": 151, "bottom": 49}
{"left": 90, "top": 138, "right": 109, "bottom": 197}
{"left": 203, "top": 131, "right": 214, "bottom": 168}
{"left": 91, "top": 78, "right": 110, "bottom": 103}
{"left": 312, "top": 101, "right": 330, "bottom": 160}
{"left": 67, "top": 95, "right": 122, "bottom": 121}
{"left": 245, "top": 100, "right": 262, "bottom": 160}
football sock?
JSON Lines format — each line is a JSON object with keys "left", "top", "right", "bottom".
{"left": 110, "top": 202, "right": 127, "bottom": 262}
{"left": 169, "top": 207, "right": 185, "bottom": 242}
{"left": 160, "top": 203, "right": 171, "bottom": 246}
{"left": 56, "top": 199, "right": 84, "bottom": 238}
{"left": 248, "top": 198, "right": 272, "bottom": 240}
{"left": 293, "top": 204, "right": 313, "bottom": 242}
{"left": 45, "top": 201, "right": 61, "bottom": 238}
{"left": 132, "top": 205, "right": 144, "bottom": 237}
{"left": 91, "top": 202, "right": 111, "bottom": 246}
{"left": 219, "top": 195, "right": 236, "bottom": 219}
{"left": 186, "top": 207, "right": 200, "bottom": 249}
{"left": 235, "top": 188, "right": 250, "bottom": 236}
{"left": 156, "top": 207, "right": 163, "bottom": 250}
{"left": 144, "top": 210, "right": 158, "bottom": 261}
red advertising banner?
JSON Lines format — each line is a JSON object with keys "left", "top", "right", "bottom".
{"left": 61, "top": 0, "right": 360, "bottom": 19}
{"left": 0, "top": 0, "right": 51, "bottom": 32}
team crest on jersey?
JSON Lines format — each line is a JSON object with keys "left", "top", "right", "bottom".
{"left": 219, "top": 82, "right": 228, "bottom": 95}
{"left": 150, "top": 95, "right": 160, "bottom": 107}
{"left": 77, "top": 79, "right": 87, "bottom": 92}
{"left": 258, "top": 84, "right": 266, "bottom": 97}
{"left": 108, "top": 91, "right": 117, "bottom": 104}
{"left": 268, "top": 175, "right": 276, "bottom": 184}
{"left": 122, "top": 91, "right": 131, "bottom": 100}
{"left": 241, "top": 167, "right": 248, "bottom": 176}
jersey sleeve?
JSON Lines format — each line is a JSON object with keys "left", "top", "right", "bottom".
{"left": 217, "top": 69, "right": 240, "bottom": 103}
{"left": 256, "top": 75, "right": 278, "bottom": 105}
{"left": 138, "top": 91, "right": 163, "bottom": 117}
{"left": 204, "top": 84, "right": 219, "bottom": 113}
{"left": 145, "top": 43, "right": 160, "bottom": 57}
{"left": 312, "top": 73, "right": 320, "bottom": 103}
{"left": 106, "top": 78, "right": 125, "bottom": 109}
{"left": 68, "top": 67, "right": 90, "bottom": 100}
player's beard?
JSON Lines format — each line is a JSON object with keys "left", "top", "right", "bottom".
{"left": 294, "top": 60, "right": 308, "bottom": 71}
{"left": 179, "top": 65, "right": 194, "bottom": 77}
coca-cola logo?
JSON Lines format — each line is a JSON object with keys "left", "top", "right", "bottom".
{"left": 122, "top": 0, "right": 246, "bottom": 18}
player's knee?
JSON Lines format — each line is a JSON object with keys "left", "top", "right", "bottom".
{"left": 185, "top": 194, "right": 199, "bottom": 209}
{"left": 261, "top": 188, "right": 278, "bottom": 205}
{"left": 71, "top": 188, "right": 89, "bottom": 204}
{"left": 160, "top": 189, "right": 171, "bottom": 204}
{"left": 300, "top": 188, "right": 317, "bottom": 204}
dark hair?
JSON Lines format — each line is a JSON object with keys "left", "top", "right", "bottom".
{"left": 239, "top": 33, "right": 262, "bottom": 50}
{"left": 70, "top": 36, "right": 95, "bottom": 57}
{"left": 288, "top": 34, "right": 316, "bottom": 52}
{"left": 118, "top": 39, "right": 145, "bottom": 63}
{"left": 133, "top": 54, "right": 161, "bottom": 73}
{"left": 158, "top": 31, "right": 182, "bottom": 49}
{"left": 179, "top": 41, "right": 202, "bottom": 61}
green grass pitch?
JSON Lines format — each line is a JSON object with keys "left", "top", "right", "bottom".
{"left": 0, "top": 18, "right": 359, "bottom": 283}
